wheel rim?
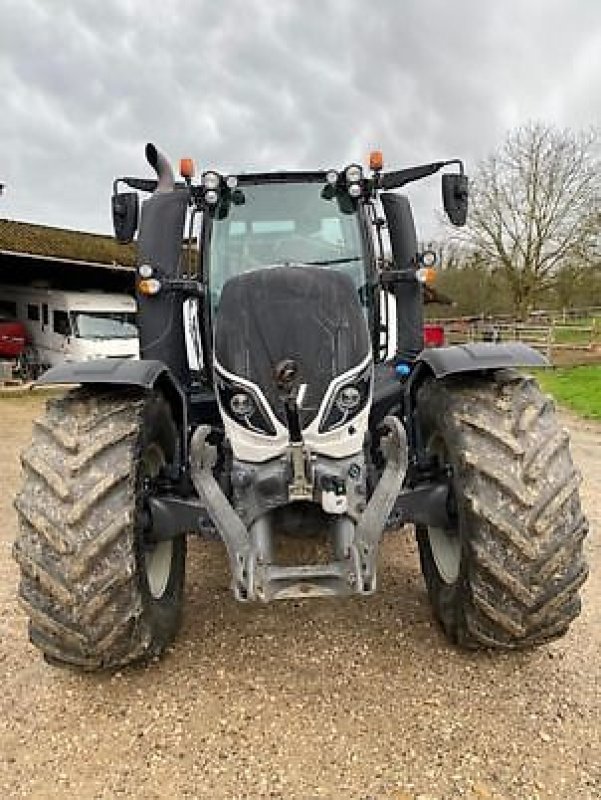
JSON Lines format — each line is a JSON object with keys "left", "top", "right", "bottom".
{"left": 141, "top": 443, "right": 173, "bottom": 600}
{"left": 428, "top": 525, "right": 461, "bottom": 584}
{"left": 427, "top": 434, "right": 461, "bottom": 585}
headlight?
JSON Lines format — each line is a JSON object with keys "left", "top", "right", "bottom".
{"left": 204, "top": 189, "right": 219, "bottom": 205}
{"left": 216, "top": 375, "right": 276, "bottom": 436}
{"left": 325, "top": 170, "right": 339, "bottom": 186}
{"left": 225, "top": 175, "right": 238, "bottom": 190}
{"left": 348, "top": 183, "right": 362, "bottom": 198}
{"left": 231, "top": 392, "right": 255, "bottom": 417}
{"left": 335, "top": 386, "right": 361, "bottom": 411}
{"left": 345, "top": 164, "right": 363, "bottom": 183}
{"left": 202, "top": 171, "right": 221, "bottom": 190}
{"left": 138, "top": 278, "right": 162, "bottom": 296}
{"left": 138, "top": 264, "right": 153, "bottom": 279}
{"left": 319, "top": 364, "right": 372, "bottom": 434}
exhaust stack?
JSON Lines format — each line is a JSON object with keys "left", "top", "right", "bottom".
{"left": 145, "top": 143, "right": 175, "bottom": 193}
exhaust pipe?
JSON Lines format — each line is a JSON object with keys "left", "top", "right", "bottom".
{"left": 145, "top": 142, "right": 175, "bottom": 193}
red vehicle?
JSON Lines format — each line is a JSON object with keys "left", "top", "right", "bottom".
{"left": 0, "top": 316, "right": 30, "bottom": 380}
{"left": 0, "top": 317, "right": 27, "bottom": 358}
{"left": 423, "top": 322, "right": 445, "bottom": 348}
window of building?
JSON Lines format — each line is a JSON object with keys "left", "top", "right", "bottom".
{"left": 53, "top": 310, "right": 71, "bottom": 336}
{"left": 0, "top": 300, "right": 17, "bottom": 318}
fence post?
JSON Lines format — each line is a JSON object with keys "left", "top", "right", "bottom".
{"left": 546, "top": 324, "right": 554, "bottom": 362}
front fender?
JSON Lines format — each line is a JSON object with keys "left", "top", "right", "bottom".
{"left": 416, "top": 342, "right": 548, "bottom": 378}
{"left": 36, "top": 357, "right": 178, "bottom": 389}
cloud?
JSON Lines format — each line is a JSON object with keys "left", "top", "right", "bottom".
{"left": 1, "top": 0, "right": 600, "bottom": 238}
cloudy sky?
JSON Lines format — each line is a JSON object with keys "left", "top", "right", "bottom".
{"left": 1, "top": 0, "right": 600, "bottom": 240}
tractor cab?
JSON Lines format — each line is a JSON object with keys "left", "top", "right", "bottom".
{"left": 205, "top": 174, "right": 369, "bottom": 316}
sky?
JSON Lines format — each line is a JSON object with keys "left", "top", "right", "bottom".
{"left": 1, "top": 0, "right": 600, "bottom": 241}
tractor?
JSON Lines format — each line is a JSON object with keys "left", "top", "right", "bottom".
{"left": 13, "top": 144, "right": 588, "bottom": 669}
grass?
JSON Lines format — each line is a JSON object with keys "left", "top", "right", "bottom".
{"left": 535, "top": 365, "right": 601, "bottom": 419}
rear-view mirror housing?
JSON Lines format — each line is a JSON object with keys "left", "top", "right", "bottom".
{"left": 111, "top": 191, "right": 139, "bottom": 243}
{"left": 442, "top": 173, "right": 468, "bottom": 227}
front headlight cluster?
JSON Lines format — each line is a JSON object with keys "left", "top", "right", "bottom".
{"left": 322, "top": 164, "right": 364, "bottom": 200}
{"left": 319, "top": 364, "right": 371, "bottom": 433}
{"left": 216, "top": 375, "right": 276, "bottom": 436}
{"left": 201, "top": 171, "right": 239, "bottom": 206}
{"left": 345, "top": 164, "right": 363, "bottom": 198}
{"left": 137, "top": 263, "right": 162, "bottom": 296}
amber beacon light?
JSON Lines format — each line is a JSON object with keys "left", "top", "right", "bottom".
{"left": 369, "top": 150, "right": 383, "bottom": 171}
{"left": 179, "top": 158, "right": 196, "bottom": 179}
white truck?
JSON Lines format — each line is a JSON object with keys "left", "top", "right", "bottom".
{"left": 0, "top": 286, "right": 139, "bottom": 372}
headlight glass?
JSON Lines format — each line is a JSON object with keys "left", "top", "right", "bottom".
{"left": 319, "top": 364, "right": 372, "bottom": 434}
{"left": 204, "top": 189, "right": 219, "bottom": 205}
{"left": 138, "top": 278, "right": 162, "bottom": 296}
{"left": 335, "top": 386, "right": 361, "bottom": 411}
{"left": 348, "top": 183, "right": 362, "bottom": 198}
{"left": 202, "top": 171, "right": 221, "bottom": 190}
{"left": 325, "top": 170, "right": 339, "bottom": 186}
{"left": 345, "top": 164, "right": 363, "bottom": 183}
{"left": 231, "top": 392, "right": 255, "bottom": 417}
{"left": 216, "top": 375, "right": 276, "bottom": 436}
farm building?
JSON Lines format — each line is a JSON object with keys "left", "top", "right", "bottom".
{"left": 0, "top": 220, "right": 139, "bottom": 379}
{"left": 0, "top": 219, "right": 136, "bottom": 294}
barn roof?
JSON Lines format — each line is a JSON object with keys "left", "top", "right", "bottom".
{"left": 0, "top": 219, "right": 136, "bottom": 268}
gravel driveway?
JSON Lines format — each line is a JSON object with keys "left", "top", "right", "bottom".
{"left": 0, "top": 395, "right": 599, "bottom": 800}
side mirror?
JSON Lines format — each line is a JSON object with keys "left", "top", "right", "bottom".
{"left": 111, "top": 191, "right": 139, "bottom": 243}
{"left": 442, "top": 173, "right": 468, "bottom": 227}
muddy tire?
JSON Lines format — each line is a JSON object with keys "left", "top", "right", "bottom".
{"left": 13, "top": 388, "right": 186, "bottom": 669}
{"left": 416, "top": 369, "right": 588, "bottom": 649}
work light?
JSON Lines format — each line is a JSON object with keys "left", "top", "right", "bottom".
{"left": 345, "top": 164, "right": 363, "bottom": 184}
{"left": 202, "top": 171, "right": 221, "bottom": 190}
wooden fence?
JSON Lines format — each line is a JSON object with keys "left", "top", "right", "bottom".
{"left": 431, "top": 310, "right": 600, "bottom": 362}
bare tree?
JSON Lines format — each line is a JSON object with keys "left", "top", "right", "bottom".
{"left": 463, "top": 123, "right": 600, "bottom": 317}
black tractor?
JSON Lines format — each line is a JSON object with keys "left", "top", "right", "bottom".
{"left": 14, "top": 145, "right": 588, "bottom": 669}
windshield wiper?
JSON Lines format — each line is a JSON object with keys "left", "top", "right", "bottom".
{"left": 303, "top": 256, "right": 362, "bottom": 266}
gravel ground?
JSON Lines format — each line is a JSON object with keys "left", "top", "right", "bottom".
{"left": 0, "top": 394, "right": 599, "bottom": 800}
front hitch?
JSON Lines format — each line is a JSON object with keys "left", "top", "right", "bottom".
{"left": 189, "top": 418, "right": 408, "bottom": 601}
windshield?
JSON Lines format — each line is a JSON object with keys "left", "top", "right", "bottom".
{"left": 208, "top": 182, "right": 366, "bottom": 310}
{"left": 70, "top": 311, "right": 137, "bottom": 340}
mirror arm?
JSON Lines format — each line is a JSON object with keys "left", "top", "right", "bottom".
{"left": 443, "top": 158, "right": 464, "bottom": 175}
{"left": 379, "top": 158, "right": 464, "bottom": 190}
{"left": 114, "top": 177, "right": 159, "bottom": 194}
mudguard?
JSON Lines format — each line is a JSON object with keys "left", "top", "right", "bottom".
{"left": 36, "top": 357, "right": 178, "bottom": 389}
{"left": 416, "top": 342, "right": 548, "bottom": 378}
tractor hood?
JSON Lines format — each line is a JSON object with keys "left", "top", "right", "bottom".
{"left": 213, "top": 265, "right": 371, "bottom": 432}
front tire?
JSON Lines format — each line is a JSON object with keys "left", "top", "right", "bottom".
{"left": 416, "top": 369, "right": 588, "bottom": 649}
{"left": 13, "top": 388, "right": 186, "bottom": 669}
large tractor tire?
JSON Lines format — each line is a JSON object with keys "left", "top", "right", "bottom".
{"left": 415, "top": 369, "right": 588, "bottom": 649}
{"left": 13, "top": 388, "right": 186, "bottom": 669}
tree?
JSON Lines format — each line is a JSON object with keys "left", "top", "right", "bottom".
{"left": 462, "top": 123, "right": 600, "bottom": 317}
